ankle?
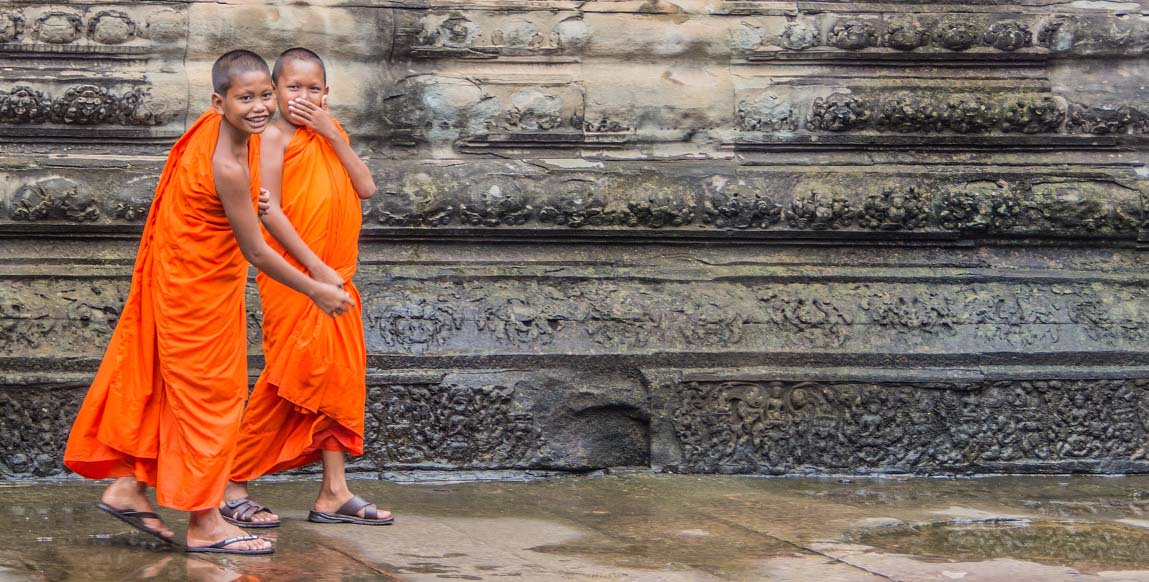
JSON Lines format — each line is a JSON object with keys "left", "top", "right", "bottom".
{"left": 104, "top": 477, "right": 139, "bottom": 497}
{"left": 224, "top": 481, "right": 250, "bottom": 500}
{"left": 320, "top": 483, "right": 351, "bottom": 498}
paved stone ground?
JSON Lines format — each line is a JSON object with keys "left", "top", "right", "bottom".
{"left": 5, "top": 473, "right": 1149, "bottom": 581}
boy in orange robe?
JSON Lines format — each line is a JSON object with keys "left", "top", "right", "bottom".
{"left": 220, "top": 48, "right": 391, "bottom": 527}
{"left": 63, "top": 50, "right": 354, "bottom": 554}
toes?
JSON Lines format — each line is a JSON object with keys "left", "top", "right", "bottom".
{"left": 240, "top": 538, "right": 271, "bottom": 551}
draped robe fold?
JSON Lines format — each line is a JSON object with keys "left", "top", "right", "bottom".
{"left": 65, "top": 110, "right": 261, "bottom": 511}
{"left": 230, "top": 122, "right": 366, "bottom": 481}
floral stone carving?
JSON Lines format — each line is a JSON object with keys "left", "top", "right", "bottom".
{"left": 859, "top": 187, "right": 930, "bottom": 231}
{"left": 807, "top": 93, "right": 869, "bottom": 132}
{"left": 0, "top": 86, "right": 50, "bottom": 123}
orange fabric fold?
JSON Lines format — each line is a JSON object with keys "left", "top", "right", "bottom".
{"left": 230, "top": 122, "right": 366, "bottom": 481}
{"left": 64, "top": 110, "right": 261, "bottom": 511}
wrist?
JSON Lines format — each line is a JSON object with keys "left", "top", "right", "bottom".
{"left": 304, "top": 278, "right": 323, "bottom": 299}
{"left": 304, "top": 258, "right": 325, "bottom": 273}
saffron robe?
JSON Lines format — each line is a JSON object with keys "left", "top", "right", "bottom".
{"left": 230, "top": 122, "right": 366, "bottom": 481}
{"left": 64, "top": 110, "right": 261, "bottom": 511}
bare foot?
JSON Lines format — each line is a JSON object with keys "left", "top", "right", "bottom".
{"left": 187, "top": 509, "right": 272, "bottom": 553}
{"left": 314, "top": 488, "right": 393, "bottom": 522}
{"left": 220, "top": 481, "right": 279, "bottom": 526}
{"left": 100, "top": 477, "right": 175, "bottom": 539}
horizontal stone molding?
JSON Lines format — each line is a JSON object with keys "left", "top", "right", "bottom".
{"left": 0, "top": 84, "right": 173, "bottom": 127}
{"left": 736, "top": 13, "right": 1149, "bottom": 59}
{"left": 1, "top": 368, "right": 649, "bottom": 478}
{"left": 368, "top": 167, "right": 1148, "bottom": 238}
{"left": 5, "top": 271, "right": 1148, "bottom": 359}
{"left": 8, "top": 365, "right": 1149, "bottom": 478}
{"left": 0, "top": 5, "right": 185, "bottom": 55}
{"left": 3, "top": 165, "right": 1145, "bottom": 241}
{"left": 397, "top": 9, "right": 1149, "bottom": 62}
{"left": 736, "top": 91, "right": 1149, "bottom": 137}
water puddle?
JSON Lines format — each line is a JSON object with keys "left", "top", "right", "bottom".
{"left": 857, "top": 520, "right": 1149, "bottom": 573}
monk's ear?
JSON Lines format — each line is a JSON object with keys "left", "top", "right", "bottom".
{"left": 210, "top": 92, "right": 225, "bottom": 115}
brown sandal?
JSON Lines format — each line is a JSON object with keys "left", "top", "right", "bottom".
{"left": 219, "top": 497, "right": 280, "bottom": 528}
{"left": 308, "top": 495, "right": 394, "bottom": 526}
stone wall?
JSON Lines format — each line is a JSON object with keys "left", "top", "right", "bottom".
{"left": 1, "top": 1, "right": 1147, "bottom": 479}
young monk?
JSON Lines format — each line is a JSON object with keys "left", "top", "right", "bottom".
{"left": 63, "top": 49, "right": 354, "bottom": 554}
{"left": 219, "top": 48, "right": 391, "bottom": 528}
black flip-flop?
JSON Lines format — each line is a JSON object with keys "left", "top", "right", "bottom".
{"left": 219, "top": 497, "right": 281, "bottom": 528}
{"left": 96, "top": 502, "right": 180, "bottom": 547}
{"left": 308, "top": 495, "right": 394, "bottom": 526}
{"left": 186, "top": 535, "right": 273, "bottom": 555}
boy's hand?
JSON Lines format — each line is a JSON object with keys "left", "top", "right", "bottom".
{"left": 289, "top": 97, "right": 337, "bottom": 140}
{"left": 309, "top": 282, "right": 355, "bottom": 317}
{"left": 309, "top": 262, "right": 345, "bottom": 289}
{"left": 257, "top": 188, "right": 271, "bottom": 216}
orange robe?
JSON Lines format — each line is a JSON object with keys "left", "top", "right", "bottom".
{"left": 64, "top": 111, "right": 261, "bottom": 511}
{"left": 230, "top": 122, "right": 366, "bottom": 481}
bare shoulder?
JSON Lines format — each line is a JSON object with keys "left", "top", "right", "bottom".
{"left": 262, "top": 124, "right": 291, "bottom": 153}
{"left": 212, "top": 151, "right": 247, "bottom": 190}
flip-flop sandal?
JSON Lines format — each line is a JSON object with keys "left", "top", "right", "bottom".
{"left": 308, "top": 495, "right": 394, "bottom": 526}
{"left": 219, "top": 497, "right": 281, "bottom": 528}
{"left": 96, "top": 502, "right": 180, "bottom": 547}
{"left": 186, "top": 535, "right": 273, "bottom": 555}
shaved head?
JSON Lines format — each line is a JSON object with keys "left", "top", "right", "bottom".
{"left": 212, "top": 49, "right": 270, "bottom": 95}
{"left": 273, "top": 47, "right": 327, "bottom": 85}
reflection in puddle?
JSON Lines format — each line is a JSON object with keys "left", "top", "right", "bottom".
{"left": 858, "top": 520, "right": 1149, "bottom": 573}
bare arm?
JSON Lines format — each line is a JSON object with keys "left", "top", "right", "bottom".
{"left": 214, "top": 157, "right": 352, "bottom": 316}
{"left": 258, "top": 128, "right": 344, "bottom": 287}
{"left": 289, "top": 97, "right": 377, "bottom": 199}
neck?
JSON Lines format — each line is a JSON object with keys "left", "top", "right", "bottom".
{"left": 273, "top": 115, "right": 298, "bottom": 133}
{"left": 217, "top": 116, "right": 250, "bottom": 152}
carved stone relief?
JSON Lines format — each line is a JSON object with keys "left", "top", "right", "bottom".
{"left": 0, "top": 388, "right": 85, "bottom": 478}
{"left": 0, "top": 85, "right": 170, "bottom": 126}
{"left": 348, "top": 277, "right": 1149, "bottom": 356}
{"left": 367, "top": 383, "right": 543, "bottom": 468}
{"left": 409, "top": 11, "right": 587, "bottom": 59}
{"left": 0, "top": 9, "right": 24, "bottom": 43}
{"left": 0, "top": 4, "right": 184, "bottom": 50}
{"left": 663, "top": 378, "right": 1149, "bottom": 473}
{"left": 10, "top": 178, "right": 99, "bottom": 222}
{"left": 737, "top": 12, "right": 1146, "bottom": 56}
{"left": 3, "top": 0, "right": 1149, "bottom": 481}
{"left": 736, "top": 91, "right": 1101, "bottom": 136}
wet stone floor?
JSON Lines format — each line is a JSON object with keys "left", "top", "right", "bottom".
{"left": 5, "top": 474, "right": 1149, "bottom": 581}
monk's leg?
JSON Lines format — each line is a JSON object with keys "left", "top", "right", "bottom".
{"left": 314, "top": 440, "right": 392, "bottom": 521}
{"left": 99, "top": 464, "right": 174, "bottom": 539}
{"left": 220, "top": 377, "right": 286, "bottom": 526}
{"left": 220, "top": 479, "right": 280, "bottom": 526}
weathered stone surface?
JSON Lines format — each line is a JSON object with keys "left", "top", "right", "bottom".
{"left": 652, "top": 373, "right": 1149, "bottom": 475}
{"left": 0, "top": 386, "right": 83, "bottom": 478}
{"left": 1, "top": 0, "right": 1148, "bottom": 478}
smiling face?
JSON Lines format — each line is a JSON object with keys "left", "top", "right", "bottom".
{"left": 211, "top": 69, "right": 276, "bottom": 134}
{"left": 274, "top": 59, "right": 328, "bottom": 127}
